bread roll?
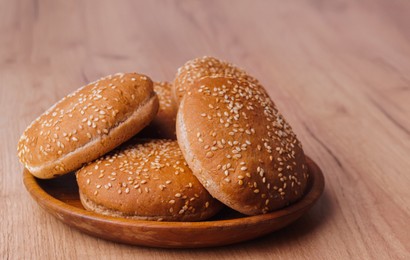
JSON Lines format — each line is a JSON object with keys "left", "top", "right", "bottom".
{"left": 76, "top": 139, "right": 223, "bottom": 221}
{"left": 138, "top": 82, "right": 177, "bottom": 139}
{"left": 17, "top": 73, "right": 159, "bottom": 179}
{"left": 176, "top": 76, "right": 309, "bottom": 215}
{"left": 173, "top": 56, "right": 259, "bottom": 105}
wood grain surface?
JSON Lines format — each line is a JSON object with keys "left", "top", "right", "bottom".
{"left": 1, "top": 0, "right": 409, "bottom": 259}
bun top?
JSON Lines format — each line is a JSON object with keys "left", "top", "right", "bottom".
{"left": 139, "top": 82, "right": 177, "bottom": 139}
{"left": 155, "top": 81, "right": 175, "bottom": 113}
{"left": 18, "top": 73, "right": 154, "bottom": 173}
{"left": 76, "top": 139, "right": 222, "bottom": 221}
{"left": 173, "top": 56, "right": 258, "bottom": 104}
{"left": 176, "top": 76, "right": 309, "bottom": 215}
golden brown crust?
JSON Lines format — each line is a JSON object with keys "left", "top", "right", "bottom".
{"left": 76, "top": 139, "right": 223, "bottom": 221}
{"left": 173, "top": 56, "right": 259, "bottom": 105}
{"left": 17, "top": 73, "right": 159, "bottom": 179}
{"left": 176, "top": 76, "right": 309, "bottom": 215}
{"left": 138, "top": 82, "right": 177, "bottom": 139}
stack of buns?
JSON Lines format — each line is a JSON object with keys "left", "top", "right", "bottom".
{"left": 18, "top": 56, "right": 309, "bottom": 221}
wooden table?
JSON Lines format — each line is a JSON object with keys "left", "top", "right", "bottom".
{"left": 1, "top": 0, "right": 409, "bottom": 259}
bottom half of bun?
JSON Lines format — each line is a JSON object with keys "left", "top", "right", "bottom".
{"left": 79, "top": 190, "right": 223, "bottom": 222}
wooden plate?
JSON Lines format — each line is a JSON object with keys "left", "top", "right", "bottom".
{"left": 23, "top": 156, "right": 324, "bottom": 248}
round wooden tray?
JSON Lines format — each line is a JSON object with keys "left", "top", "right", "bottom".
{"left": 23, "top": 156, "right": 324, "bottom": 248}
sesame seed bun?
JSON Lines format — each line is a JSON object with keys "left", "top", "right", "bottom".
{"left": 176, "top": 76, "right": 309, "bottom": 215}
{"left": 173, "top": 56, "right": 259, "bottom": 105}
{"left": 17, "top": 73, "right": 159, "bottom": 179}
{"left": 138, "top": 82, "right": 177, "bottom": 139}
{"left": 76, "top": 139, "right": 223, "bottom": 221}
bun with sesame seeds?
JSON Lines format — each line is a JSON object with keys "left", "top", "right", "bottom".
{"left": 76, "top": 139, "right": 223, "bottom": 221}
{"left": 138, "top": 82, "right": 178, "bottom": 139}
{"left": 173, "top": 56, "right": 260, "bottom": 105}
{"left": 17, "top": 73, "right": 159, "bottom": 179}
{"left": 176, "top": 76, "right": 309, "bottom": 215}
